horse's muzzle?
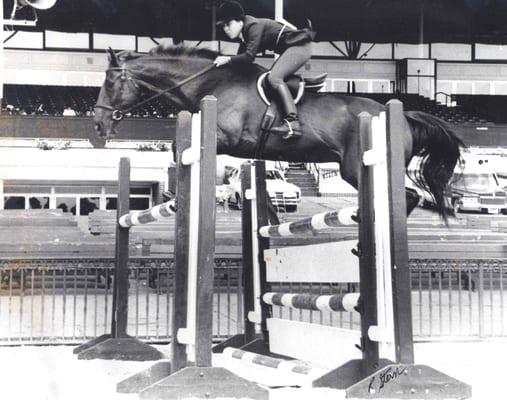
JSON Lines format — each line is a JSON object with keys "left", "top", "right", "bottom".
{"left": 95, "top": 121, "right": 118, "bottom": 138}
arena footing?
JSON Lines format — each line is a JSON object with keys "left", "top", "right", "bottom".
{"left": 74, "top": 334, "right": 164, "bottom": 361}
{"left": 138, "top": 367, "right": 268, "bottom": 400}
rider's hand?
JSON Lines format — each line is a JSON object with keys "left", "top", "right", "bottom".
{"left": 214, "top": 56, "right": 231, "bottom": 67}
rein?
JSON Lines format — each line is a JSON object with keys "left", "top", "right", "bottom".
{"left": 95, "top": 63, "right": 216, "bottom": 120}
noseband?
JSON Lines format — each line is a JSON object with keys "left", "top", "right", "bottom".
{"left": 94, "top": 63, "right": 216, "bottom": 121}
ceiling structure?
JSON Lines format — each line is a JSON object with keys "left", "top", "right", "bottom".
{"left": 5, "top": 0, "right": 507, "bottom": 44}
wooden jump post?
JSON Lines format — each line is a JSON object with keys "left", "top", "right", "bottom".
{"left": 72, "top": 160, "right": 167, "bottom": 361}
{"left": 214, "top": 100, "right": 471, "bottom": 399}
{"left": 75, "top": 96, "right": 264, "bottom": 399}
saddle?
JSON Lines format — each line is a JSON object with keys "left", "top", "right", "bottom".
{"left": 256, "top": 71, "right": 327, "bottom": 106}
{"left": 254, "top": 71, "right": 327, "bottom": 158}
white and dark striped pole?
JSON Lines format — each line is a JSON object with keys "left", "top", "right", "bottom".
{"left": 263, "top": 292, "right": 360, "bottom": 313}
{"left": 223, "top": 347, "right": 326, "bottom": 377}
{"left": 118, "top": 200, "right": 176, "bottom": 228}
{"left": 258, "top": 207, "right": 357, "bottom": 237}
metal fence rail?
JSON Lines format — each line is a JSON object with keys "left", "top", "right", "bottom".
{"left": 0, "top": 257, "right": 505, "bottom": 344}
{"left": 0, "top": 257, "right": 243, "bottom": 345}
{"left": 411, "top": 259, "right": 507, "bottom": 338}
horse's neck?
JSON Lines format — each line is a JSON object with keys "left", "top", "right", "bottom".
{"left": 133, "top": 61, "right": 186, "bottom": 86}
{"left": 137, "top": 58, "right": 223, "bottom": 108}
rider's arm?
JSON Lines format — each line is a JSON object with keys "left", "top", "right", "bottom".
{"left": 229, "top": 21, "right": 264, "bottom": 65}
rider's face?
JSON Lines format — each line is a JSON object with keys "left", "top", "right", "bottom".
{"left": 222, "top": 19, "right": 243, "bottom": 40}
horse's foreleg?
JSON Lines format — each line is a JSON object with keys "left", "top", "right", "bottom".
{"left": 266, "top": 194, "right": 280, "bottom": 225}
{"left": 171, "top": 141, "right": 176, "bottom": 163}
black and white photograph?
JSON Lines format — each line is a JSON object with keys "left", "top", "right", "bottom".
{"left": 1, "top": 0, "right": 506, "bottom": 399}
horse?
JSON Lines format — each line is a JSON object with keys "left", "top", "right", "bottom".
{"left": 94, "top": 45, "right": 464, "bottom": 221}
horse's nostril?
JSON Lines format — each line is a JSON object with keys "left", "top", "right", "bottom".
{"left": 95, "top": 123, "right": 107, "bottom": 137}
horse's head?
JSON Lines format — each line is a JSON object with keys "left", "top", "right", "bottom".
{"left": 94, "top": 48, "right": 142, "bottom": 138}
{"left": 94, "top": 44, "right": 243, "bottom": 140}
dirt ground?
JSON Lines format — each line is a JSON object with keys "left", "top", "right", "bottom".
{"left": 0, "top": 340, "right": 503, "bottom": 400}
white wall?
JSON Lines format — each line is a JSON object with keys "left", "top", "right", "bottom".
{"left": 394, "top": 44, "right": 429, "bottom": 59}
{"left": 475, "top": 44, "right": 507, "bottom": 60}
{"left": 0, "top": 147, "right": 170, "bottom": 183}
{"left": 45, "top": 31, "right": 89, "bottom": 49}
{"left": 437, "top": 62, "right": 507, "bottom": 95}
{"left": 93, "top": 34, "right": 136, "bottom": 50}
{"left": 4, "top": 34, "right": 507, "bottom": 95}
{"left": 3, "top": 30, "right": 507, "bottom": 61}
{"left": 432, "top": 43, "right": 471, "bottom": 61}
{"left": 2, "top": 31, "right": 43, "bottom": 48}
{"left": 3, "top": 49, "right": 107, "bottom": 86}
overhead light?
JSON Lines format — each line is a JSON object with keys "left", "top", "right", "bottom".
{"left": 3, "top": 0, "right": 58, "bottom": 27}
{"left": 18, "top": 0, "right": 57, "bottom": 9}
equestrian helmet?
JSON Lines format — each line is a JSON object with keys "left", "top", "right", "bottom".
{"left": 216, "top": 1, "right": 245, "bottom": 25}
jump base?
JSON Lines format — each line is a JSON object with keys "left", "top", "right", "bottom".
{"left": 313, "top": 358, "right": 394, "bottom": 390}
{"left": 73, "top": 333, "right": 111, "bottom": 354}
{"left": 315, "top": 359, "right": 471, "bottom": 399}
{"left": 139, "top": 366, "right": 268, "bottom": 400}
{"left": 117, "top": 361, "right": 172, "bottom": 393}
{"left": 75, "top": 335, "right": 165, "bottom": 361}
{"left": 345, "top": 364, "right": 472, "bottom": 399}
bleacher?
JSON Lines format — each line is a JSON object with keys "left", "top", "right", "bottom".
{"left": 1, "top": 84, "right": 179, "bottom": 118}
{"left": 352, "top": 93, "right": 489, "bottom": 125}
{"left": 0, "top": 209, "right": 124, "bottom": 257}
{"left": 88, "top": 209, "right": 175, "bottom": 255}
{"left": 452, "top": 95, "right": 507, "bottom": 124}
{"left": 1, "top": 84, "right": 495, "bottom": 125}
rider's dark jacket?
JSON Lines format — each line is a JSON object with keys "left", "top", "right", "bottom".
{"left": 229, "top": 15, "right": 314, "bottom": 65}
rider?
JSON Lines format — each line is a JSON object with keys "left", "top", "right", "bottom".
{"left": 213, "top": 1, "right": 315, "bottom": 139}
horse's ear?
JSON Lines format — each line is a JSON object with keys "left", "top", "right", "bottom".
{"left": 107, "top": 47, "right": 119, "bottom": 67}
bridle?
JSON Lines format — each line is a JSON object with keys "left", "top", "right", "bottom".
{"left": 94, "top": 63, "right": 216, "bottom": 121}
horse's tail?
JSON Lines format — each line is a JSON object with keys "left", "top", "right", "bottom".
{"left": 404, "top": 110, "right": 465, "bottom": 222}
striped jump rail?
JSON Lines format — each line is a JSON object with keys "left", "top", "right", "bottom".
{"left": 258, "top": 207, "right": 357, "bottom": 238}
{"left": 118, "top": 199, "right": 176, "bottom": 228}
{"left": 222, "top": 347, "right": 326, "bottom": 376}
{"left": 263, "top": 292, "right": 360, "bottom": 313}
{"left": 214, "top": 101, "right": 471, "bottom": 399}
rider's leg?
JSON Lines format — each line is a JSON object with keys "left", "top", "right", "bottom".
{"left": 268, "top": 42, "right": 312, "bottom": 139}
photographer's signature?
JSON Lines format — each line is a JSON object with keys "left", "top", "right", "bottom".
{"left": 368, "top": 365, "right": 407, "bottom": 394}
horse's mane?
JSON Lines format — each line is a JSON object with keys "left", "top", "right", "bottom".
{"left": 148, "top": 44, "right": 219, "bottom": 60}
{"left": 148, "top": 44, "right": 266, "bottom": 76}
{"left": 114, "top": 45, "right": 219, "bottom": 63}
{"left": 115, "top": 44, "right": 265, "bottom": 94}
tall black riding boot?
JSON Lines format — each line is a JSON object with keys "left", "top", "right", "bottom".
{"left": 270, "top": 83, "right": 302, "bottom": 139}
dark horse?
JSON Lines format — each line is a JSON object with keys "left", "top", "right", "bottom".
{"left": 94, "top": 45, "right": 464, "bottom": 220}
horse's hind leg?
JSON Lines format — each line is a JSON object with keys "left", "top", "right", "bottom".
{"left": 340, "top": 142, "right": 420, "bottom": 218}
{"left": 406, "top": 187, "right": 420, "bottom": 217}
